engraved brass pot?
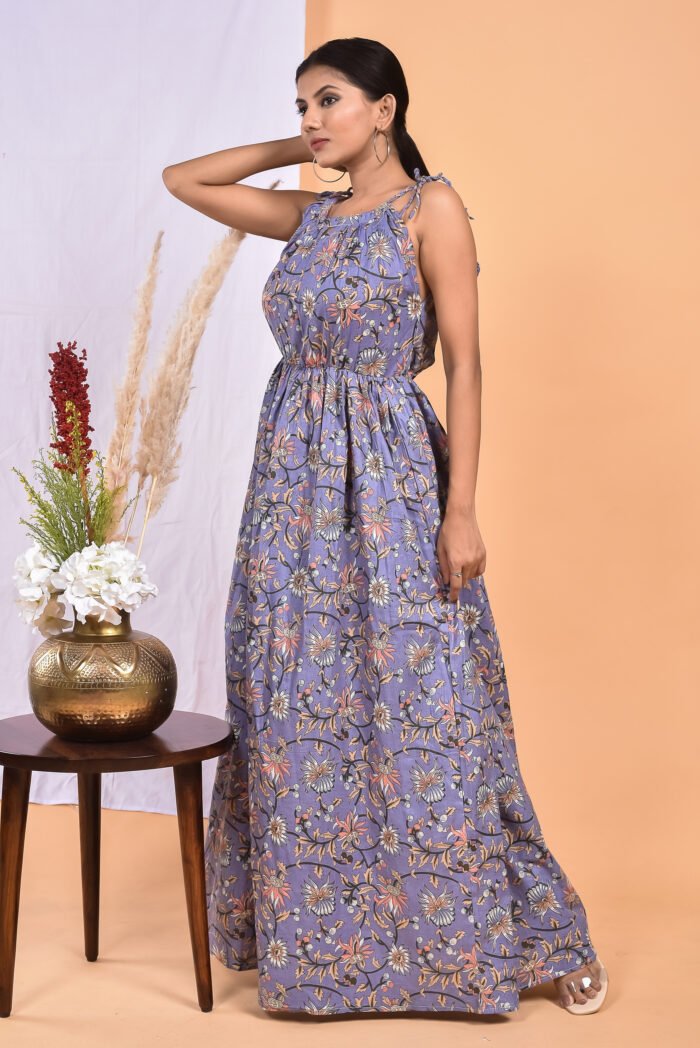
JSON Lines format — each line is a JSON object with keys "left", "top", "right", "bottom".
{"left": 27, "top": 609, "right": 177, "bottom": 742}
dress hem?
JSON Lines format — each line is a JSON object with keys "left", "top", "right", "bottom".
{"left": 209, "top": 947, "right": 598, "bottom": 1016}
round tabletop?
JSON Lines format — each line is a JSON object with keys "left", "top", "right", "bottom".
{"left": 0, "top": 711, "right": 233, "bottom": 774}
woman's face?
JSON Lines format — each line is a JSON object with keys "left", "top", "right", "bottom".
{"left": 296, "top": 65, "right": 394, "bottom": 169}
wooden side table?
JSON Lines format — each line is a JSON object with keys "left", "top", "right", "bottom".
{"left": 0, "top": 710, "right": 233, "bottom": 1017}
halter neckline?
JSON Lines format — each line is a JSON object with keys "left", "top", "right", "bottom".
{"left": 322, "top": 167, "right": 448, "bottom": 224}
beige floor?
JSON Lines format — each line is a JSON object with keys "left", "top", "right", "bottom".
{"left": 0, "top": 802, "right": 690, "bottom": 1047}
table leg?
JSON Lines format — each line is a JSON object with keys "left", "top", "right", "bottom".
{"left": 0, "top": 766, "right": 32, "bottom": 1018}
{"left": 173, "top": 761, "right": 213, "bottom": 1012}
{"left": 77, "top": 772, "right": 101, "bottom": 962}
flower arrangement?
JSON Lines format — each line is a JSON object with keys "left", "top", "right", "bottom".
{"left": 11, "top": 338, "right": 156, "bottom": 635}
{"left": 11, "top": 218, "right": 249, "bottom": 637}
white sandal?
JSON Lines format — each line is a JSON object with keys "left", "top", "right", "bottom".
{"left": 561, "top": 958, "right": 609, "bottom": 1014}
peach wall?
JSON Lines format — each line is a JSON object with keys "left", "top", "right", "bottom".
{"left": 303, "top": 0, "right": 699, "bottom": 914}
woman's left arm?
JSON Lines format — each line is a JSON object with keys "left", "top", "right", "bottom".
{"left": 418, "top": 183, "right": 486, "bottom": 601}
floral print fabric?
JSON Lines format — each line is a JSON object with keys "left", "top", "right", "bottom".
{"left": 204, "top": 167, "right": 596, "bottom": 1014}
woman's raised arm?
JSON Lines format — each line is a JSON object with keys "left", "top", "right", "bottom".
{"left": 162, "top": 134, "right": 319, "bottom": 242}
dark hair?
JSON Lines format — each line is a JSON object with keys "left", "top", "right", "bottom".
{"left": 295, "top": 37, "right": 429, "bottom": 178}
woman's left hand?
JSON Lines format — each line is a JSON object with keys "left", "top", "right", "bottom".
{"left": 437, "top": 503, "right": 487, "bottom": 602}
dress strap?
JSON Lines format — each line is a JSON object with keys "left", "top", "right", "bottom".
{"left": 319, "top": 177, "right": 417, "bottom": 217}
{"left": 316, "top": 188, "right": 344, "bottom": 209}
{"left": 393, "top": 167, "right": 451, "bottom": 222}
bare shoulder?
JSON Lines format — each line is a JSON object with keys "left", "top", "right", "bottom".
{"left": 415, "top": 178, "right": 471, "bottom": 230}
{"left": 413, "top": 177, "right": 478, "bottom": 290}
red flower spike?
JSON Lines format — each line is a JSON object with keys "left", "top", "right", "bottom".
{"left": 48, "top": 339, "right": 95, "bottom": 474}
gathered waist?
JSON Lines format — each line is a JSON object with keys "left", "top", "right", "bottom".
{"left": 275, "top": 358, "right": 420, "bottom": 385}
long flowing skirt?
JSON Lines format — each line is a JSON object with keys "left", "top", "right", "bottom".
{"left": 204, "top": 360, "right": 597, "bottom": 1015}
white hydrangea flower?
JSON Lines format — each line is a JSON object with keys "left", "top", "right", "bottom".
{"left": 12, "top": 542, "right": 73, "bottom": 636}
{"left": 13, "top": 540, "right": 158, "bottom": 633}
{"left": 51, "top": 541, "right": 158, "bottom": 625}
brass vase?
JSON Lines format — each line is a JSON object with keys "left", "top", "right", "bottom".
{"left": 28, "top": 608, "right": 177, "bottom": 743}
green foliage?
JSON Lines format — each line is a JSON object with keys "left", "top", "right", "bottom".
{"left": 11, "top": 419, "right": 137, "bottom": 564}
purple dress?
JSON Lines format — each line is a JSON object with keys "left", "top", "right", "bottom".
{"left": 204, "top": 167, "right": 596, "bottom": 1015}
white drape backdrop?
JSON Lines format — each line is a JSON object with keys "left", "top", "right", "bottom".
{"left": 0, "top": 0, "right": 307, "bottom": 814}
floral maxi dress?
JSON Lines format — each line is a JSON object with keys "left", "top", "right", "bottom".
{"left": 204, "top": 168, "right": 597, "bottom": 1015}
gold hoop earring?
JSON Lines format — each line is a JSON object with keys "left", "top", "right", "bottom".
{"left": 373, "top": 128, "right": 391, "bottom": 166}
{"left": 312, "top": 156, "right": 347, "bottom": 182}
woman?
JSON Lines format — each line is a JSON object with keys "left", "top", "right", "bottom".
{"left": 163, "top": 36, "right": 608, "bottom": 1018}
